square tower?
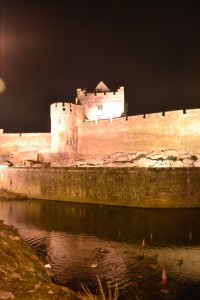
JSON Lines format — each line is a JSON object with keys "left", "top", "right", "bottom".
{"left": 76, "top": 81, "right": 125, "bottom": 121}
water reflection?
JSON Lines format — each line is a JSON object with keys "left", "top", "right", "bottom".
{"left": 0, "top": 198, "right": 200, "bottom": 300}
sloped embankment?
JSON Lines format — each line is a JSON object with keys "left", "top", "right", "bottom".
{"left": 0, "top": 220, "right": 82, "bottom": 300}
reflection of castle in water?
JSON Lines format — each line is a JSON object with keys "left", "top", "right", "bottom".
{"left": 1, "top": 199, "right": 200, "bottom": 245}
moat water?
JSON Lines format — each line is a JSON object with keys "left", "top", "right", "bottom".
{"left": 0, "top": 198, "right": 200, "bottom": 300}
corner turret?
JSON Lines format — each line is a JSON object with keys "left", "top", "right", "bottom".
{"left": 50, "top": 102, "right": 85, "bottom": 165}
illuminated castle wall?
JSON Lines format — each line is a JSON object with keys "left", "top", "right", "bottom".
{"left": 50, "top": 81, "right": 126, "bottom": 165}
{"left": 50, "top": 102, "right": 85, "bottom": 164}
{"left": 0, "top": 81, "right": 199, "bottom": 166}
{"left": 76, "top": 81, "right": 125, "bottom": 121}
{"left": 77, "top": 109, "right": 200, "bottom": 159}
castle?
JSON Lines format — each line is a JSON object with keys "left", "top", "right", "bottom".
{"left": 0, "top": 81, "right": 199, "bottom": 167}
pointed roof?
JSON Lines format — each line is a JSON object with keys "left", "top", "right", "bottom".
{"left": 94, "top": 81, "right": 110, "bottom": 92}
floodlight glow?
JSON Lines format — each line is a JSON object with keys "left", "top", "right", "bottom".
{"left": 0, "top": 78, "right": 6, "bottom": 93}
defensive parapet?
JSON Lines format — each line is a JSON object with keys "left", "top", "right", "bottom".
{"left": 1, "top": 81, "right": 199, "bottom": 168}
{"left": 76, "top": 81, "right": 125, "bottom": 121}
{"left": 50, "top": 102, "right": 85, "bottom": 163}
{"left": 77, "top": 108, "right": 200, "bottom": 160}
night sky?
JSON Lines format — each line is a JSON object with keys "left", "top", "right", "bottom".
{"left": 0, "top": 0, "right": 199, "bottom": 133}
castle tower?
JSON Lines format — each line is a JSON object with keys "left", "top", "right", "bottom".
{"left": 76, "top": 81, "right": 125, "bottom": 121}
{"left": 50, "top": 102, "right": 85, "bottom": 165}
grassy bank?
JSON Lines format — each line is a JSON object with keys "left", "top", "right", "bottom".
{"left": 0, "top": 219, "right": 82, "bottom": 300}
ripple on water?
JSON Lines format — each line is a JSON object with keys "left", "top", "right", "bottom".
{"left": 1, "top": 200, "right": 200, "bottom": 300}
{"left": 20, "top": 230, "right": 200, "bottom": 299}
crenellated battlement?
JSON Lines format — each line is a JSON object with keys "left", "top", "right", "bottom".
{"left": 0, "top": 82, "right": 199, "bottom": 167}
{"left": 50, "top": 102, "right": 85, "bottom": 117}
{"left": 77, "top": 107, "right": 200, "bottom": 161}
{"left": 81, "top": 108, "right": 200, "bottom": 126}
{"left": 76, "top": 86, "right": 124, "bottom": 98}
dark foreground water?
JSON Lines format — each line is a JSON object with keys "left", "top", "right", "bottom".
{"left": 0, "top": 198, "right": 200, "bottom": 300}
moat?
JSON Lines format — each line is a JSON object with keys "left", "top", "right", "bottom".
{"left": 0, "top": 198, "right": 200, "bottom": 300}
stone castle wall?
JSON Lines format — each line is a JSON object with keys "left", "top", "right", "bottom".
{"left": 0, "top": 108, "right": 199, "bottom": 166}
{"left": 0, "top": 90, "right": 199, "bottom": 166}
{"left": 77, "top": 109, "right": 200, "bottom": 160}
{"left": 0, "top": 132, "right": 51, "bottom": 163}
{"left": 0, "top": 167, "right": 199, "bottom": 208}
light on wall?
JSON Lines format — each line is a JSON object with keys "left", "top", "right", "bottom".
{"left": 0, "top": 78, "right": 6, "bottom": 93}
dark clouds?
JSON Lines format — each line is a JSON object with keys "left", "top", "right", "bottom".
{"left": 0, "top": 0, "right": 199, "bottom": 132}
